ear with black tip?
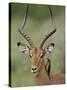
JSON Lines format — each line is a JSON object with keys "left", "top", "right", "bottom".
{"left": 17, "top": 42, "right": 21, "bottom": 46}
{"left": 17, "top": 42, "right": 30, "bottom": 55}
{"left": 44, "top": 43, "right": 55, "bottom": 54}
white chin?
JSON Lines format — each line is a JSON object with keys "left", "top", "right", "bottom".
{"left": 31, "top": 70, "right": 38, "bottom": 76}
{"left": 33, "top": 72, "right": 38, "bottom": 76}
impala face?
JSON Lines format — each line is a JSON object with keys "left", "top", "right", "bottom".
{"left": 17, "top": 42, "right": 54, "bottom": 76}
{"left": 30, "top": 48, "right": 44, "bottom": 75}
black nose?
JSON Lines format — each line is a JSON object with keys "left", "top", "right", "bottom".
{"left": 17, "top": 42, "right": 21, "bottom": 46}
{"left": 32, "top": 68, "right": 36, "bottom": 71}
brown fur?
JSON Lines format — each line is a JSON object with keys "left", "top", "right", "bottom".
{"left": 31, "top": 48, "right": 65, "bottom": 85}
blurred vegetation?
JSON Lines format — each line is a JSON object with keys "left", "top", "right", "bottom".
{"left": 10, "top": 3, "right": 65, "bottom": 87}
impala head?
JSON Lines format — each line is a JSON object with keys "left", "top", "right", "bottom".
{"left": 17, "top": 6, "right": 56, "bottom": 76}
{"left": 17, "top": 29, "right": 55, "bottom": 76}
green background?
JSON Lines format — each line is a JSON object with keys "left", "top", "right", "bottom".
{"left": 10, "top": 3, "right": 65, "bottom": 87}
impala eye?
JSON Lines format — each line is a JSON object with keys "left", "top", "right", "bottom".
{"left": 29, "top": 54, "right": 32, "bottom": 58}
{"left": 40, "top": 53, "right": 44, "bottom": 58}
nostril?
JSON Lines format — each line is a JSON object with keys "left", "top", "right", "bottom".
{"left": 17, "top": 42, "right": 21, "bottom": 46}
{"left": 32, "top": 68, "right": 36, "bottom": 71}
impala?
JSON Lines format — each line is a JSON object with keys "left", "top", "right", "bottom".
{"left": 17, "top": 5, "right": 65, "bottom": 85}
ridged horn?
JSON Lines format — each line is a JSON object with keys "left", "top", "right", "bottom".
{"left": 18, "top": 4, "right": 35, "bottom": 48}
{"left": 40, "top": 6, "right": 56, "bottom": 48}
{"left": 18, "top": 28, "right": 35, "bottom": 48}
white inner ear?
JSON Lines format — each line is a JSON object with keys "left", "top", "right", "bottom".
{"left": 45, "top": 44, "right": 54, "bottom": 54}
{"left": 18, "top": 44, "right": 30, "bottom": 55}
{"left": 48, "top": 45, "right": 54, "bottom": 52}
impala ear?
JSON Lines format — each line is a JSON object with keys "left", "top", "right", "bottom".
{"left": 44, "top": 43, "right": 54, "bottom": 54}
{"left": 17, "top": 42, "right": 30, "bottom": 55}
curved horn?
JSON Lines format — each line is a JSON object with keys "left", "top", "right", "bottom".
{"left": 18, "top": 4, "right": 35, "bottom": 48}
{"left": 40, "top": 6, "right": 56, "bottom": 48}
{"left": 18, "top": 29, "right": 35, "bottom": 48}
{"left": 21, "top": 4, "right": 29, "bottom": 30}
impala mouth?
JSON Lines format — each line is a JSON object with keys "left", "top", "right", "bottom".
{"left": 31, "top": 69, "right": 38, "bottom": 76}
{"left": 31, "top": 70, "right": 37, "bottom": 73}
